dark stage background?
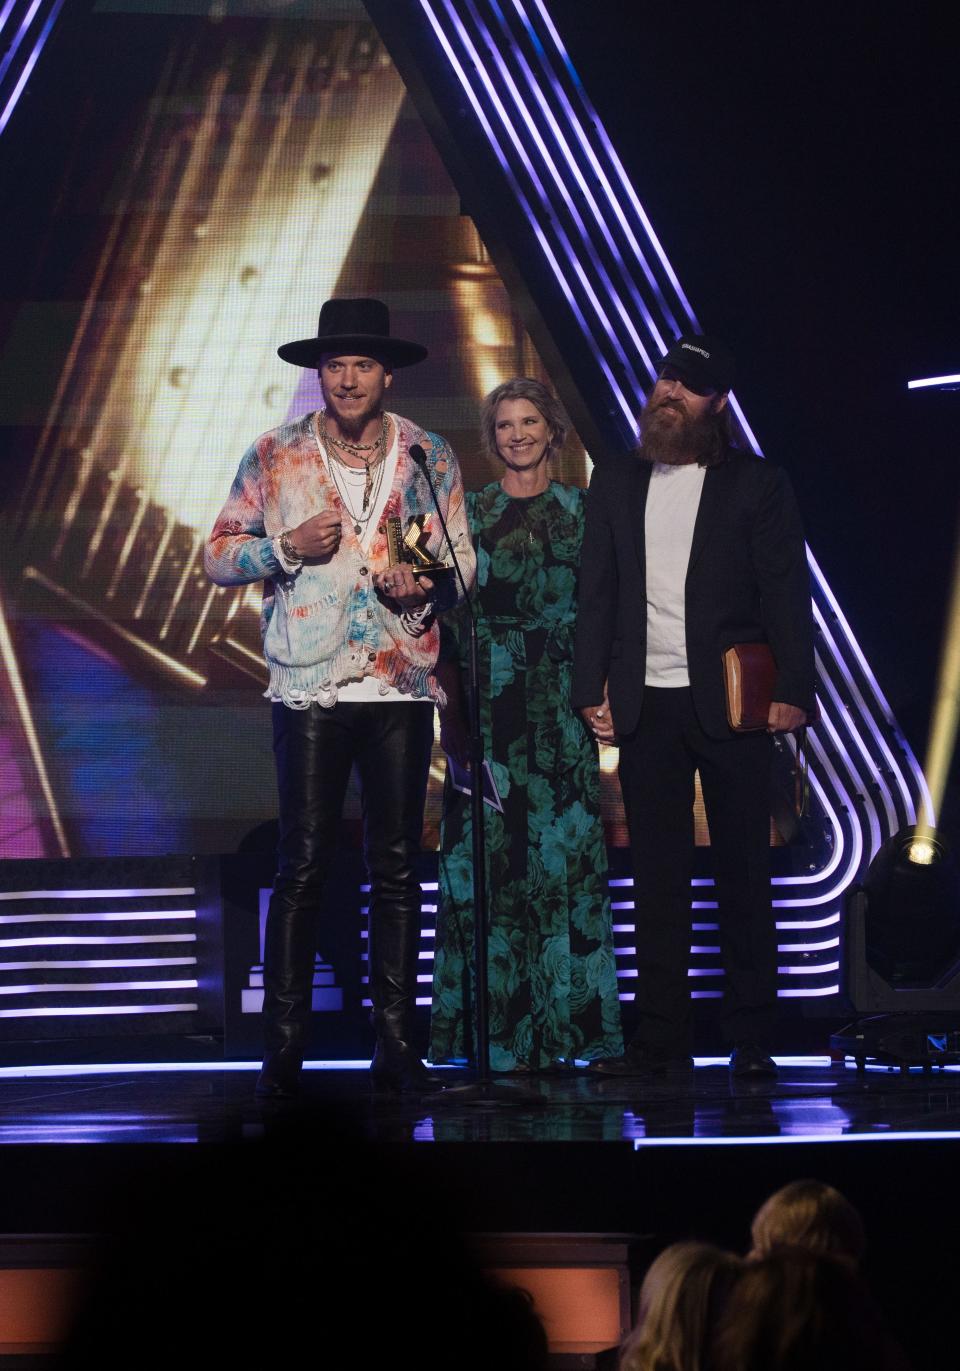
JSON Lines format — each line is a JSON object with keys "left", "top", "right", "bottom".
{"left": 0, "top": 0, "right": 957, "bottom": 860}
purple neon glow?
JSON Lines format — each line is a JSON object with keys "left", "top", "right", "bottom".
{"left": 0, "top": 911, "right": 197, "bottom": 924}
{"left": 907, "top": 373, "right": 960, "bottom": 390}
{"left": 633, "top": 1130, "right": 960, "bottom": 1148}
{"left": 0, "top": 887, "right": 196, "bottom": 901}
{"left": 809, "top": 548, "right": 931, "bottom": 812}
{"left": 0, "top": 0, "right": 68, "bottom": 136}
{"left": 524, "top": 0, "right": 696, "bottom": 321}
{"left": 779, "top": 936, "right": 840, "bottom": 952}
{"left": 813, "top": 599, "right": 916, "bottom": 821}
{"left": 510, "top": 0, "right": 680, "bottom": 342}
{"left": 0, "top": 1002, "right": 198, "bottom": 1018}
{"left": 0, "top": 0, "right": 46, "bottom": 85}
{"left": 1, "top": 957, "right": 196, "bottom": 970}
{"left": 776, "top": 911, "right": 841, "bottom": 930}
{"left": 0, "top": 934, "right": 196, "bottom": 947}
{"left": 484, "top": 0, "right": 662, "bottom": 376}
{"left": 813, "top": 646, "right": 887, "bottom": 848}
{"left": 0, "top": 979, "right": 198, "bottom": 995}
{"left": 0, "top": 0, "right": 20, "bottom": 33}
{"left": 779, "top": 962, "right": 840, "bottom": 975}
{"left": 779, "top": 985, "right": 841, "bottom": 998}
{"left": 420, "top": 0, "right": 637, "bottom": 428}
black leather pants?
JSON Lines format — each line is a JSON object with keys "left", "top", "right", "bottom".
{"left": 263, "top": 699, "right": 435, "bottom": 1060}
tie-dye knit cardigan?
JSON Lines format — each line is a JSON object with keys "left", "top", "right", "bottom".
{"left": 204, "top": 411, "right": 474, "bottom": 708}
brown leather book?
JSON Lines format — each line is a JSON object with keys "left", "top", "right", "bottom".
{"left": 722, "top": 642, "right": 780, "bottom": 731}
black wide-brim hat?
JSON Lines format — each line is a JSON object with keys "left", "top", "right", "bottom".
{"left": 277, "top": 297, "right": 428, "bottom": 369}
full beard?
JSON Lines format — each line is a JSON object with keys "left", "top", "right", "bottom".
{"left": 638, "top": 399, "right": 717, "bottom": 466}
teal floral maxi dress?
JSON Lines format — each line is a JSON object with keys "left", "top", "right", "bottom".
{"left": 430, "top": 481, "right": 623, "bottom": 1071}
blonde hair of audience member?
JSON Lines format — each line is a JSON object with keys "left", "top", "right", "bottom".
{"left": 750, "top": 1179, "right": 866, "bottom": 1270}
{"left": 619, "top": 1241, "right": 742, "bottom": 1371}
{"left": 711, "top": 1247, "right": 907, "bottom": 1371}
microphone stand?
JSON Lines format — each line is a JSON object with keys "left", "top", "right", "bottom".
{"left": 409, "top": 446, "right": 541, "bottom": 1107}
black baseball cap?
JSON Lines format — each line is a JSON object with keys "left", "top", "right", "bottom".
{"left": 658, "top": 335, "right": 735, "bottom": 395}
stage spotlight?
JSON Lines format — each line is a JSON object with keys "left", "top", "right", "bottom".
{"left": 835, "top": 827, "right": 960, "bottom": 1066}
{"left": 860, "top": 826, "right": 960, "bottom": 987}
{"left": 908, "top": 836, "right": 938, "bottom": 867}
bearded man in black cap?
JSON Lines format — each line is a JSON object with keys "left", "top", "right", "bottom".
{"left": 572, "top": 336, "right": 815, "bottom": 1080}
{"left": 205, "top": 298, "right": 474, "bottom": 1097}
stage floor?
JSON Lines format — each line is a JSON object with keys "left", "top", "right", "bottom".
{"left": 2, "top": 1057, "right": 958, "bottom": 1368}
{"left": 2, "top": 1056, "right": 960, "bottom": 1146}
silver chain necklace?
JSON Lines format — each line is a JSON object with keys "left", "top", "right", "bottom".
{"left": 315, "top": 411, "right": 389, "bottom": 536}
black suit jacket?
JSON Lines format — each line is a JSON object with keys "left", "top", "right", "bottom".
{"left": 571, "top": 450, "right": 816, "bottom": 740}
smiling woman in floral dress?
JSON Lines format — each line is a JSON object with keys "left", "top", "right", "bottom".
{"left": 430, "top": 377, "right": 623, "bottom": 1073}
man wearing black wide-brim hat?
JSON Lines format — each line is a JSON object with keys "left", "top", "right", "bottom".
{"left": 205, "top": 298, "right": 475, "bottom": 1097}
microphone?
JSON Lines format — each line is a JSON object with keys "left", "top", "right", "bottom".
{"left": 408, "top": 443, "right": 474, "bottom": 614}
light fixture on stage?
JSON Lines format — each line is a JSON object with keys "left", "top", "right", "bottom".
{"left": 858, "top": 826, "right": 960, "bottom": 989}
{"left": 832, "top": 827, "right": 960, "bottom": 1070}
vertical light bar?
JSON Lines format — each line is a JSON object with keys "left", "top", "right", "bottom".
{"left": 0, "top": 0, "right": 67, "bottom": 137}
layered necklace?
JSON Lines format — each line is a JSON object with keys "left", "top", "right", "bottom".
{"left": 316, "top": 409, "right": 389, "bottom": 537}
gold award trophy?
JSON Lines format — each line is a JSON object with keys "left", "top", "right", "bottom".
{"left": 385, "top": 514, "right": 454, "bottom": 584}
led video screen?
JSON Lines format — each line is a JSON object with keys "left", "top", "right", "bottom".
{"left": 1, "top": 0, "right": 629, "bottom": 859}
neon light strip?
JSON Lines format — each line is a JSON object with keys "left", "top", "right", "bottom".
{"left": 0, "top": 934, "right": 197, "bottom": 947}
{"left": 420, "top": 0, "right": 636, "bottom": 428}
{"left": 812, "top": 648, "right": 887, "bottom": 848}
{"left": 776, "top": 911, "right": 840, "bottom": 930}
{"left": 807, "top": 547, "right": 931, "bottom": 816}
{"left": 779, "top": 961, "right": 840, "bottom": 975}
{"left": 0, "top": 887, "right": 196, "bottom": 900}
{"left": 480, "top": 0, "right": 659, "bottom": 377}
{"left": 779, "top": 936, "right": 839, "bottom": 952}
{"left": 634, "top": 1130, "right": 960, "bottom": 1148}
{"left": 0, "top": 0, "right": 46, "bottom": 88}
{"left": 0, "top": 1002, "right": 198, "bottom": 1018}
{"left": 0, "top": 957, "right": 196, "bottom": 970}
{"left": 0, "top": 1060, "right": 465, "bottom": 1077}
{"left": 813, "top": 600, "right": 914, "bottom": 822}
{"left": 907, "top": 374, "right": 960, "bottom": 390}
{"left": 511, "top": 0, "right": 678, "bottom": 338}
{"left": 0, "top": 979, "right": 198, "bottom": 995}
{"left": 0, "top": 0, "right": 22, "bottom": 39}
{"left": 780, "top": 984, "right": 840, "bottom": 997}
{"left": 526, "top": 0, "right": 696, "bottom": 320}
{"left": 0, "top": 911, "right": 197, "bottom": 924}
{"left": 0, "top": 0, "right": 67, "bottom": 138}
{"left": 0, "top": 583, "right": 69, "bottom": 855}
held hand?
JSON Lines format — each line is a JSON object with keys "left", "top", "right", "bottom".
{"left": 374, "top": 565, "right": 431, "bottom": 610}
{"left": 581, "top": 689, "right": 616, "bottom": 745}
{"left": 288, "top": 510, "right": 342, "bottom": 560}
{"left": 767, "top": 700, "right": 808, "bottom": 733}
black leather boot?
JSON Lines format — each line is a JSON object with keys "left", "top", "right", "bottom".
{"left": 370, "top": 1014, "right": 443, "bottom": 1093}
{"left": 255, "top": 890, "right": 318, "bottom": 1100}
{"left": 368, "top": 888, "right": 443, "bottom": 1095}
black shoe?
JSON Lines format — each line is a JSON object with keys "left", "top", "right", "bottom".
{"left": 729, "top": 1044, "right": 777, "bottom": 1078}
{"left": 588, "top": 1045, "right": 694, "bottom": 1079}
{"left": 370, "top": 1038, "right": 445, "bottom": 1094}
{"left": 255, "top": 1047, "right": 303, "bottom": 1099}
